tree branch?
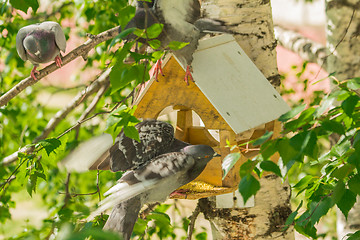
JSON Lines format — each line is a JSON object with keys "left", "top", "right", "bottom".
{"left": 0, "top": 25, "right": 120, "bottom": 107}
{"left": 186, "top": 204, "right": 201, "bottom": 240}
{"left": 1, "top": 68, "right": 111, "bottom": 165}
{"left": 274, "top": 25, "right": 328, "bottom": 67}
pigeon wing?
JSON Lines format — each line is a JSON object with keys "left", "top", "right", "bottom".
{"left": 16, "top": 25, "right": 36, "bottom": 61}
{"left": 155, "top": 0, "right": 200, "bottom": 25}
{"left": 95, "top": 152, "right": 194, "bottom": 214}
{"left": 108, "top": 120, "right": 175, "bottom": 172}
{"left": 41, "top": 21, "right": 66, "bottom": 52}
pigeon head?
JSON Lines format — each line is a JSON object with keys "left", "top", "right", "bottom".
{"left": 182, "top": 145, "right": 219, "bottom": 161}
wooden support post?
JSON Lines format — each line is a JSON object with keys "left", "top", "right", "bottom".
{"left": 174, "top": 109, "right": 193, "bottom": 142}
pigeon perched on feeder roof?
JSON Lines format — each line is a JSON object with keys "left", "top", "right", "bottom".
{"left": 16, "top": 21, "right": 66, "bottom": 80}
{"left": 123, "top": 0, "right": 232, "bottom": 84}
{"left": 84, "top": 120, "right": 219, "bottom": 239}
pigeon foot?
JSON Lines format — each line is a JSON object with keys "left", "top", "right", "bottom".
{"left": 30, "top": 67, "right": 39, "bottom": 80}
{"left": 154, "top": 59, "right": 164, "bottom": 82}
{"left": 55, "top": 55, "right": 63, "bottom": 68}
{"left": 184, "top": 65, "right": 194, "bottom": 85}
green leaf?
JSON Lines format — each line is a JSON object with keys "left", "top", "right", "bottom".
{"left": 310, "top": 197, "right": 334, "bottom": 225}
{"left": 285, "top": 107, "right": 316, "bottom": 131}
{"left": 290, "top": 131, "right": 318, "bottom": 160}
{"left": 278, "top": 104, "right": 306, "bottom": 122}
{"left": 337, "top": 189, "right": 357, "bottom": 219}
{"left": 346, "top": 230, "right": 360, "bottom": 240}
{"left": 108, "top": 28, "right": 135, "bottom": 50}
{"left": 26, "top": 174, "right": 37, "bottom": 197}
{"left": 348, "top": 174, "right": 360, "bottom": 195}
{"left": 293, "top": 175, "right": 314, "bottom": 191}
{"left": 145, "top": 23, "right": 163, "bottom": 39}
{"left": 37, "top": 138, "right": 62, "bottom": 156}
{"left": 294, "top": 224, "right": 317, "bottom": 239}
{"left": 123, "top": 126, "right": 140, "bottom": 142}
{"left": 283, "top": 201, "right": 303, "bottom": 230}
{"left": 239, "top": 160, "right": 258, "bottom": 177}
{"left": 348, "top": 152, "right": 360, "bottom": 169}
{"left": 332, "top": 181, "right": 346, "bottom": 203}
{"left": 331, "top": 165, "right": 354, "bottom": 180}
{"left": 260, "top": 140, "right": 277, "bottom": 159}
{"left": 314, "top": 94, "right": 335, "bottom": 117}
{"left": 222, "top": 152, "right": 241, "bottom": 180}
{"left": 276, "top": 138, "right": 298, "bottom": 165}
{"left": 341, "top": 95, "right": 359, "bottom": 116}
{"left": 168, "top": 41, "right": 189, "bottom": 50}
{"left": 252, "top": 131, "right": 273, "bottom": 146}
{"left": 148, "top": 39, "right": 161, "bottom": 49}
{"left": 346, "top": 77, "right": 360, "bottom": 90}
{"left": 238, "top": 174, "right": 260, "bottom": 204}
{"left": 321, "top": 119, "right": 345, "bottom": 135}
{"left": 260, "top": 160, "right": 282, "bottom": 177}
{"left": 195, "top": 232, "right": 207, "bottom": 240}
{"left": 10, "top": 0, "right": 39, "bottom": 13}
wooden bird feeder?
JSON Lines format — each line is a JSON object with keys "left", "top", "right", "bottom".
{"left": 132, "top": 34, "right": 290, "bottom": 202}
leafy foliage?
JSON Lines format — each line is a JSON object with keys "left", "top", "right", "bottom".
{"left": 226, "top": 76, "right": 360, "bottom": 238}
{"left": 0, "top": 0, "right": 204, "bottom": 239}
{"left": 1, "top": 0, "right": 359, "bottom": 239}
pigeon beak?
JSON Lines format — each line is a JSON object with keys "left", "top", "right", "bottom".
{"left": 214, "top": 153, "right": 221, "bottom": 158}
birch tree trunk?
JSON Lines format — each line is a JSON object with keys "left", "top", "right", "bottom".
{"left": 200, "top": 0, "right": 294, "bottom": 239}
{"left": 325, "top": 0, "right": 360, "bottom": 238}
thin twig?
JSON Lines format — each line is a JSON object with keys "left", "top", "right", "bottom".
{"left": 75, "top": 80, "right": 110, "bottom": 139}
{"left": 62, "top": 173, "right": 71, "bottom": 208}
{"left": 0, "top": 158, "right": 26, "bottom": 196}
{"left": 186, "top": 204, "right": 201, "bottom": 240}
{"left": 139, "top": 203, "right": 160, "bottom": 220}
{"left": 1, "top": 69, "right": 111, "bottom": 165}
{"left": 58, "top": 191, "right": 99, "bottom": 198}
{"left": 96, "top": 170, "right": 101, "bottom": 202}
{"left": 0, "top": 25, "right": 120, "bottom": 107}
{"left": 313, "top": 8, "right": 356, "bottom": 80}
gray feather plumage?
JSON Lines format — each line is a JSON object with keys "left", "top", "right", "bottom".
{"left": 16, "top": 21, "right": 66, "bottom": 66}
{"left": 123, "top": 0, "right": 232, "bottom": 68}
{"left": 85, "top": 119, "right": 217, "bottom": 239}
{"left": 94, "top": 144, "right": 217, "bottom": 239}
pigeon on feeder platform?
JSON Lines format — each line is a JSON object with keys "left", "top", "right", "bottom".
{"left": 122, "top": 0, "right": 233, "bottom": 84}
{"left": 83, "top": 120, "right": 219, "bottom": 239}
{"left": 16, "top": 21, "right": 66, "bottom": 80}
{"left": 99, "top": 144, "right": 218, "bottom": 239}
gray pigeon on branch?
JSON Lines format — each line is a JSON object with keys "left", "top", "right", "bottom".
{"left": 123, "top": 0, "right": 233, "bottom": 84}
{"left": 16, "top": 21, "right": 66, "bottom": 80}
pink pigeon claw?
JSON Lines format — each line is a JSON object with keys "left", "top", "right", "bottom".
{"left": 30, "top": 67, "right": 40, "bottom": 80}
{"left": 54, "top": 55, "right": 63, "bottom": 68}
{"left": 184, "top": 65, "right": 195, "bottom": 85}
{"left": 153, "top": 59, "right": 164, "bottom": 82}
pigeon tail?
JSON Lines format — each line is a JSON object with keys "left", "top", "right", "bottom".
{"left": 103, "top": 196, "right": 142, "bottom": 240}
